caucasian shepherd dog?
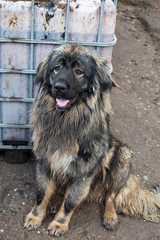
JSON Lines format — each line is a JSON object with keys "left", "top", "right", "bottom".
{"left": 25, "top": 44, "right": 160, "bottom": 237}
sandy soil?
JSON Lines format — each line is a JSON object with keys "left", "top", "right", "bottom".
{"left": 0, "top": 0, "right": 160, "bottom": 239}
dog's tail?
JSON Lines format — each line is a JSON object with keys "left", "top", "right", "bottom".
{"left": 115, "top": 174, "right": 160, "bottom": 222}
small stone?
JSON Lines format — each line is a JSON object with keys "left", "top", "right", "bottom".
{"left": 143, "top": 175, "right": 148, "bottom": 181}
{"left": 13, "top": 190, "right": 24, "bottom": 198}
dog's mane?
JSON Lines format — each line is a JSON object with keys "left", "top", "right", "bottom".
{"left": 31, "top": 85, "right": 111, "bottom": 157}
{"left": 31, "top": 45, "right": 112, "bottom": 160}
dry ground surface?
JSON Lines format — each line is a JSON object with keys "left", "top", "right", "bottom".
{"left": 0, "top": 0, "right": 160, "bottom": 239}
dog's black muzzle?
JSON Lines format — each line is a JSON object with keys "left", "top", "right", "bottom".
{"left": 54, "top": 82, "right": 69, "bottom": 96}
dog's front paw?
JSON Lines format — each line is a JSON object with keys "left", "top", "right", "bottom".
{"left": 103, "top": 213, "right": 118, "bottom": 231}
{"left": 47, "top": 221, "right": 68, "bottom": 237}
{"left": 24, "top": 211, "right": 43, "bottom": 230}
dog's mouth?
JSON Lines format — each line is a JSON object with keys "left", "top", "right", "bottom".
{"left": 56, "top": 96, "right": 78, "bottom": 110}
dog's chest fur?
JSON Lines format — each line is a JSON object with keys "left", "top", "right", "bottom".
{"left": 47, "top": 148, "right": 78, "bottom": 176}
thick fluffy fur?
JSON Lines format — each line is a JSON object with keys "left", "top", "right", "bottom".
{"left": 25, "top": 45, "right": 160, "bottom": 237}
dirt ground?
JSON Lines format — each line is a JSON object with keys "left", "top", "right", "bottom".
{"left": 0, "top": 0, "right": 160, "bottom": 239}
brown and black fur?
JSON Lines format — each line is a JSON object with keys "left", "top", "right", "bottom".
{"left": 25, "top": 44, "right": 160, "bottom": 237}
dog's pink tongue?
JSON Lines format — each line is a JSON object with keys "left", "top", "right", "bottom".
{"left": 56, "top": 98, "right": 69, "bottom": 107}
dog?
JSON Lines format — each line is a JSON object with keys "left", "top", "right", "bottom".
{"left": 24, "top": 44, "right": 160, "bottom": 237}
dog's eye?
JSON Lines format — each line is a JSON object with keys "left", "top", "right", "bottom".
{"left": 54, "top": 65, "right": 61, "bottom": 74}
{"left": 75, "top": 69, "right": 84, "bottom": 76}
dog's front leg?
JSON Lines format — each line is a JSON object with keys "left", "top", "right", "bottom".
{"left": 48, "top": 176, "right": 92, "bottom": 237}
{"left": 24, "top": 179, "right": 56, "bottom": 230}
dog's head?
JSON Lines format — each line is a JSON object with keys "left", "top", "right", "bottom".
{"left": 36, "top": 45, "right": 112, "bottom": 111}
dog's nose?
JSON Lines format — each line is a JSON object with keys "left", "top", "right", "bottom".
{"left": 54, "top": 82, "right": 68, "bottom": 93}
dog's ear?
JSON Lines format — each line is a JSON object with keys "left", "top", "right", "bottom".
{"left": 35, "top": 56, "right": 49, "bottom": 85}
{"left": 96, "top": 59, "right": 112, "bottom": 91}
{"left": 96, "top": 59, "right": 121, "bottom": 90}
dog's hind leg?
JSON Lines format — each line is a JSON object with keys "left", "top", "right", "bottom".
{"left": 24, "top": 179, "right": 56, "bottom": 230}
{"left": 47, "top": 176, "right": 92, "bottom": 237}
